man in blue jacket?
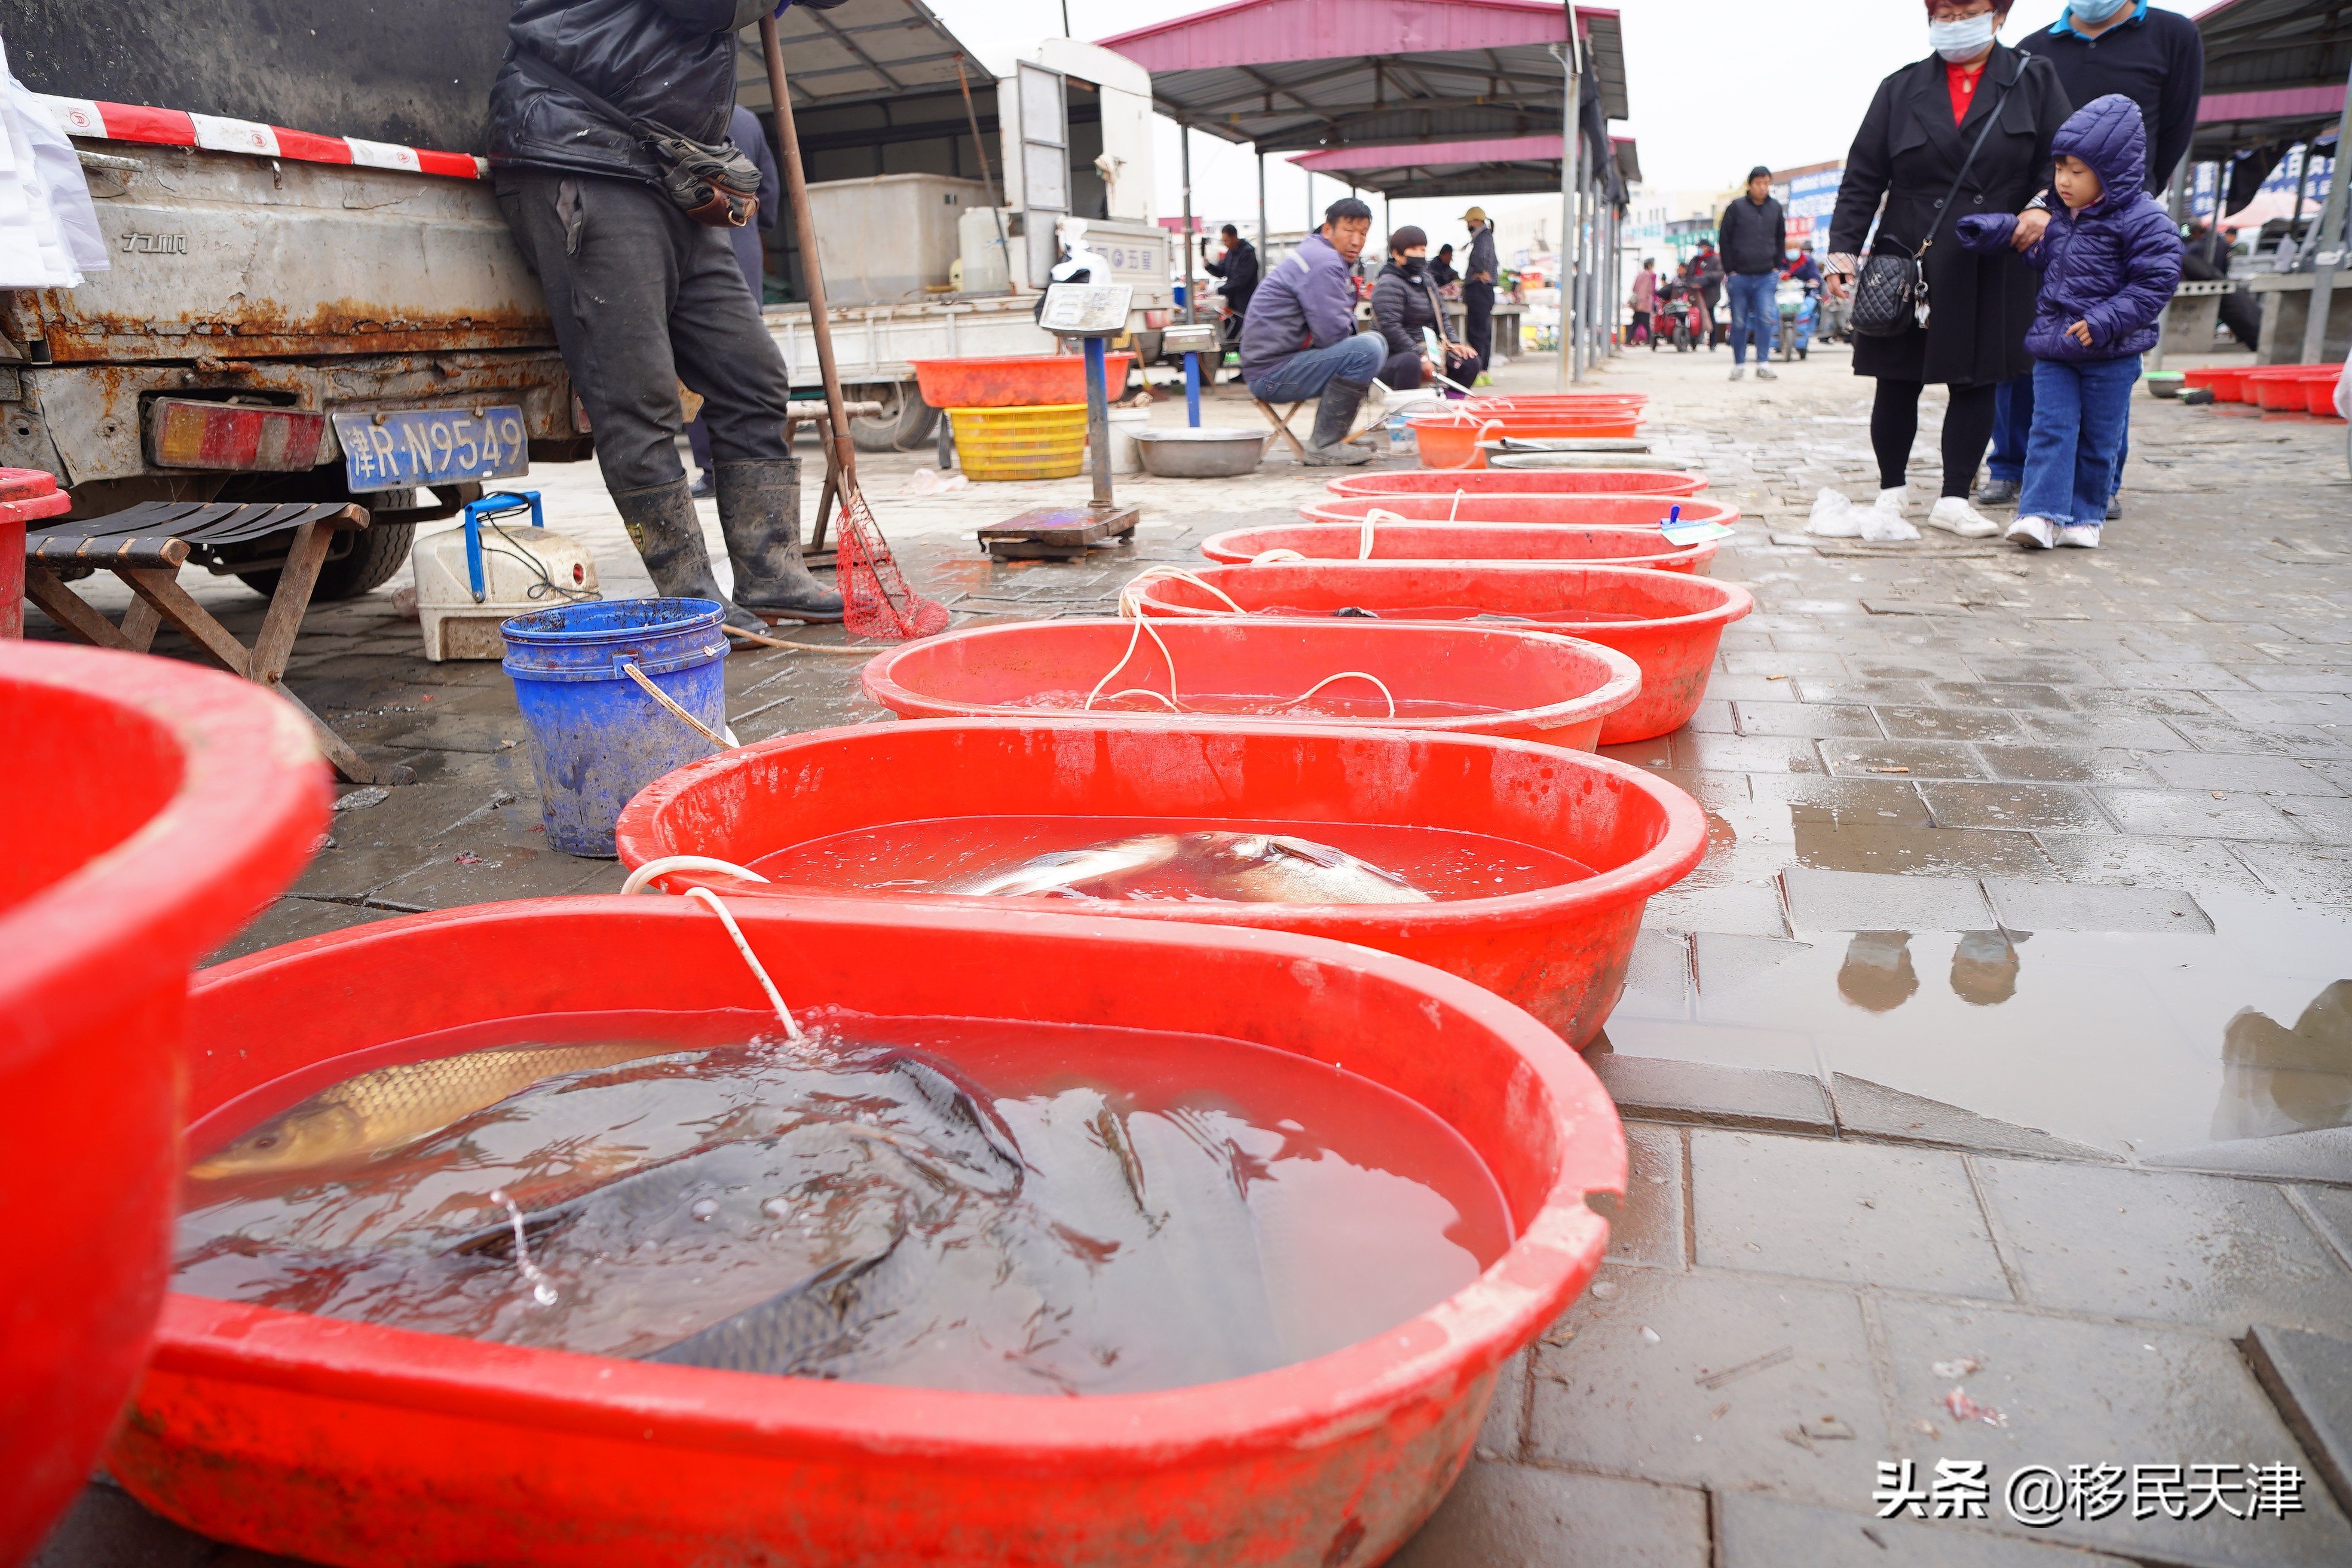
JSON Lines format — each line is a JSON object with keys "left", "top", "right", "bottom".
{"left": 1239, "top": 198, "right": 1388, "bottom": 467}
{"left": 1978, "top": 0, "right": 2204, "bottom": 512}
{"left": 488, "top": 0, "right": 847, "bottom": 626}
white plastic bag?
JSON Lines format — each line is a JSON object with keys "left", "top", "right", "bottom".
{"left": 899, "top": 466, "right": 969, "bottom": 497}
{"left": 1806, "top": 488, "right": 1865, "bottom": 537}
{"left": 1860, "top": 506, "right": 1920, "bottom": 543}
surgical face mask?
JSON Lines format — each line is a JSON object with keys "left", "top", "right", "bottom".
{"left": 1929, "top": 13, "right": 1998, "bottom": 61}
{"left": 1401, "top": 256, "right": 1426, "bottom": 278}
{"left": 2069, "top": 0, "right": 2130, "bottom": 22}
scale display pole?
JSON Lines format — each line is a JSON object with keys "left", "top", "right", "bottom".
{"left": 974, "top": 282, "right": 1140, "bottom": 561}
{"left": 1083, "top": 335, "right": 1112, "bottom": 512}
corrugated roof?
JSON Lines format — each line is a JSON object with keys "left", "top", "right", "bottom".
{"left": 1288, "top": 131, "right": 1637, "bottom": 199}
{"left": 2190, "top": 0, "right": 2352, "bottom": 158}
{"left": 734, "top": 0, "right": 990, "bottom": 114}
{"left": 1097, "top": 0, "right": 1626, "bottom": 153}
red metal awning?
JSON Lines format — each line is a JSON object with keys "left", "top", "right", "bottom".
{"left": 1290, "top": 131, "right": 1637, "bottom": 199}
{"left": 1097, "top": 0, "right": 1626, "bottom": 153}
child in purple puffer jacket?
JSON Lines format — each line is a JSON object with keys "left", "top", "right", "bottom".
{"left": 1959, "top": 94, "right": 2182, "bottom": 551}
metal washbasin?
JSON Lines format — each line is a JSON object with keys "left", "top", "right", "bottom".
{"left": 1134, "top": 427, "right": 1265, "bottom": 478}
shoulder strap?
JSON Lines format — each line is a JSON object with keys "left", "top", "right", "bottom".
{"left": 511, "top": 50, "right": 666, "bottom": 140}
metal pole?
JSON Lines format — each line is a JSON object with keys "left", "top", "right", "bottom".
{"left": 2296, "top": 58, "right": 2352, "bottom": 365}
{"left": 1180, "top": 125, "right": 1198, "bottom": 326}
{"left": 1085, "top": 335, "right": 1112, "bottom": 510}
{"left": 1257, "top": 149, "right": 1268, "bottom": 256}
{"left": 1556, "top": 27, "right": 1577, "bottom": 388}
{"left": 1184, "top": 351, "right": 1202, "bottom": 425}
{"left": 761, "top": 16, "right": 855, "bottom": 491}
{"left": 956, "top": 62, "right": 1014, "bottom": 295}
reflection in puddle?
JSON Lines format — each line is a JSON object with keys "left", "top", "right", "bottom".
{"left": 2216, "top": 981, "right": 2352, "bottom": 1142}
{"left": 1609, "top": 891, "right": 2352, "bottom": 1156}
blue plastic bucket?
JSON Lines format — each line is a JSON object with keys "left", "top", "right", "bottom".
{"left": 501, "top": 598, "right": 730, "bottom": 857}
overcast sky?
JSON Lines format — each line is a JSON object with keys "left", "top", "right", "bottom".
{"left": 926, "top": 1, "right": 2225, "bottom": 237}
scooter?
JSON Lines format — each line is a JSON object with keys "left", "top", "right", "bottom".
{"left": 1775, "top": 281, "right": 1818, "bottom": 362}
{"left": 1664, "top": 284, "right": 1707, "bottom": 353}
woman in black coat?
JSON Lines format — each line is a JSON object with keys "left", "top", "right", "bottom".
{"left": 1825, "top": 1, "right": 2069, "bottom": 537}
{"left": 1370, "top": 226, "right": 1482, "bottom": 390}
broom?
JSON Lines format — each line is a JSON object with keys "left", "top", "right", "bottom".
{"left": 757, "top": 13, "right": 948, "bottom": 641}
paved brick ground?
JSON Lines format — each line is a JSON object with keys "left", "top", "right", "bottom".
{"left": 27, "top": 337, "right": 2352, "bottom": 1567}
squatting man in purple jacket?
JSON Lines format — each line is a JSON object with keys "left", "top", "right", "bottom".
{"left": 1958, "top": 94, "right": 2181, "bottom": 552}
{"left": 1238, "top": 198, "right": 1388, "bottom": 467}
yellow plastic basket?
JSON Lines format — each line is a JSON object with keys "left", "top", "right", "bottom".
{"left": 947, "top": 403, "right": 1088, "bottom": 481}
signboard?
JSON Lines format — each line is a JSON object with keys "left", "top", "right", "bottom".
{"left": 1779, "top": 166, "right": 1844, "bottom": 244}
{"left": 1038, "top": 283, "right": 1134, "bottom": 336}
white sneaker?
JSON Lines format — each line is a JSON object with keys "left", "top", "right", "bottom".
{"left": 2055, "top": 523, "right": 2102, "bottom": 549}
{"left": 1729, "top": 366, "right": 1745, "bottom": 381}
{"left": 1873, "top": 486, "right": 1909, "bottom": 515}
{"left": 1756, "top": 365, "right": 1778, "bottom": 381}
{"left": 1925, "top": 496, "right": 1999, "bottom": 538}
{"left": 2007, "top": 515, "right": 2056, "bottom": 550}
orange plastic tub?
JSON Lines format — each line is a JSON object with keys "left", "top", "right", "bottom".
{"left": 1324, "top": 467, "right": 1706, "bottom": 500}
{"left": 618, "top": 721, "right": 1705, "bottom": 1044}
{"left": 1410, "top": 414, "right": 1642, "bottom": 468}
{"left": 1131, "top": 562, "right": 1752, "bottom": 744}
{"left": 2248, "top": 367, "right": 2316, "bottom": 411}
{"left": 859, "top": 617, "right": 1642, "bottom": 751}
{"left": 1200, "top": 520, "right": 1719, "bottom": 575}
{"left": 0, "top": 642, "right": 326, "bottom": 1564}
{"left": 2307, "top": 370, "right": 2346, "bottom": 417}
{"left": 908, "top": 353, "right": 1135, "bottom": 410}
{"left": 117, "top": 894, "right": 1627, "bottom": 1567}
{"left": 1300, "top": 494, "right": 1742, "bottom": 531}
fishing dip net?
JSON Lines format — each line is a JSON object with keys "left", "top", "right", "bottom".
{"left": 834, "top": 486, "right": 949, "bottom": 640}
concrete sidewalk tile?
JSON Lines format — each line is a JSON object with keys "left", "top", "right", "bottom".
{"left": 1962, "top": 656, "right": 2117, "bottom": 686}
{"left": 2209, "top": 691, "right": 2352, "bottom": 727}
{"left": 1980, "top": 878, "right": 2215, "bottom": 934}
{"left": 2016, "top": 711, "right": 2188, "bottom": 748}
{"left": 1385, "top": 1461, "right": 1710, "bottom": 1568}
{"left": 2228, "top": 844, "right": 2352, "bottom": 903}
{"left": 1927, "top": 681, "right": 2073, "bottom": 711}
{"left": 1641, "top": 881, "right": 1794, "bottom": 938}
{"left": 2031, "top": 834, "right": 2273, "bottom": 893}
{"left": 2244, "top": 1325, "right": 2352, "bottom": 1518}
{"left": 2100, "top": 662, "right": 2255, "bottom": 692}
{"left": 1477, "top": 1348, "right": 1531, "bottom": 1459}
{"left": 1796, "top": 678, "right": 1938, "bottom": 705}
{"left": 1713, "top": 1492, "right": 2136, "bottom": 1567}
{"left": 286, "top": 846, "right": 443, "bottom": 902}
{"left": 1874, "top": 1297, "right": 2352, "bottom": 1566}
{"left": 203, "top": 898, "right": 402, "bottom": 968}
{"left": 2068, "top": 687, "right": 2219, "bottom": 718}
{"left": 1527, "top": 1268, "right": 1887, "bottom": 1506}
{"left": 1735, "top": 702, "right": 1885, "bottom": 739}
{"left": 1877, "top": 707, "right": 2030, "bottom": 742}
{"left": 1973, "top": 1161, "right": 2352, "bottom": 1335}
{"left": 2167, "top": 717, "right": 2352, "bottom": 761}
{"left": 1919, "top": 783, "right": 2112, "bottom": 833}
{"left": 31, "top": 1480, "right": 318, "bottom": 1568}
{"left": 1781, "top": 867, "right": 1995, "bottom": 932}
{"left": 1977, "top": 746, "right": 2160, "bottom": 785}
{"left": 1600, "top": 736, "right": 1676, "bottom": 771}
{"left": 1610, "top": 1122, "right": 1689, "bottom": 1268}
{"left": 1690, "top": 1131, "right": 2012, "bottom": 1298}
{"left": 1615, "top": 930, "right": 1694, "bottom": 1021}
{"left": 1674, "top": 733, "right": 1829, "bottom": 774}
{"left": 2275, "top": 797, "right": 2352, "bottom": 840}
{"left": 2095, "top": 788, "right": 2310, "bottom": 843}
{"left": 1791, "top": 823, "right": 2060, "bottom": 880}
{"left": 1751, "top": 774, "right": 1934, "bottom": 825}
{"left": 1707, "top": 673, "right": 1803, "bottom": 703}
{"left": 1821, "top": 739, "right": 1992, "bottom": 781}
{"left": 1726, "top": 650, "right": 1849, "bottom": 676}
{"left": 2143, "top": 1132, "right": 2352, "bottom": 1187}
{"left": 1592, "top": 1055, "right": 1835, "bottom": 1137}
{"left": 369, "top": 847, "right": 612, "bottom": 908}
{"left": 1827, "top": 1076, "right": 2123, "bottom": 1164}
{"left": 2142, "top": 752, "right": 2347, "bottom": 797}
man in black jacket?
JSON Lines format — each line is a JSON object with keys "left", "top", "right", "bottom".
{"left": 1980, "top": 0, "right": 2204, "bottom": 509}
{"left": 486, "top": 0, "right": 848, "bottom": 626}
{"left": 1719, "top": 166, "right": 1786, "bottom": 381}
{"left": 1202, "top": 224, "right": 1260, "bottom": 321}
{"left": 1460, "top": 207, "right": 1499, "bottom": 376}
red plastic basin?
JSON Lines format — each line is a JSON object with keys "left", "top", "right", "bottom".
{"left": 1325, "top": 468, "right": 1707, "bottom": 500}
{"left": 1301, "top": 494, "right": 1742, "bottom": 531}
{"left": 117, "top": 895, "right": 1626, "bottom": 1567}
{"left": 908, "top": 353, "right": 1135, "bottom": 410}
{"left": 1, "top": 467, "right": 71, "bottom": 640}
{"left": 2248, "top": 367, "right": 2317, "bottom": 411}
{"left": 0, "top": 642, "right": 326, "bottom": 1564}
{"left": 1131, "top": 563, "right": 1753, "bottom": 744}
{"left": 2208, "top": 366, "right": 2256, "bottom": 403}
{"left": 1200, "top": 521, "right": 1719, "bottom": 575}
{"left": 2308, "top": 371, "right": 2347, "bottom": 418}
{"left": 859, "top": 617, "right": 1642, "bottom": 751}
{"left": 619, "top": 721, "right": 1705, "bottom": 1044}
{"left": 1410, "top": 415, "right": 1641, "bottom": 468}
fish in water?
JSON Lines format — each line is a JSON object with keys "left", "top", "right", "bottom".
{"left": 644, "top": 1226, "right": 920, "bottom": 1376}
{"left": 189, "top": 1042, "right": 679, "bottom": 1181}
{"left": 945, "top": 831, "right": 1430, "bottom": 905}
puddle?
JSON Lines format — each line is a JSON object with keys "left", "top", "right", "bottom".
{"left": 1609, "top": 890, "right": 2352, "bottom": 1156}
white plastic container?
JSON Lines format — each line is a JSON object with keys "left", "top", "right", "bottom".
{"left": 411, "top": 522, "right": 602, "bottom": 662}
{"left": 806, "top": 173, "right": 991, "bottom": 306}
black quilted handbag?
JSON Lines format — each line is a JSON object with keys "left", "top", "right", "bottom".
{"left": 1849, "top": 86, "right": 2012, "bottom": 338}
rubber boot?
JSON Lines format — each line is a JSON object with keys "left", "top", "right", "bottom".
{"left": 712, "top": 458, "right": 844, "bottom": 623}
{"left": 1301, "top": 376, "right": 1376, "bottom": 467}
{"left": 611, "top": 479, "right": 764, "bottom": 632}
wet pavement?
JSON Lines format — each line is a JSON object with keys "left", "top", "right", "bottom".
{"left": 26, "top": 336, "right": 2352, "bottom": 1566}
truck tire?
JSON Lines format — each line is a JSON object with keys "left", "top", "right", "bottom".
{"left": 236, "top": 520, "right": 416, "bottom": 601}
{"left": 847, "top": 382, "right": 939, "bottom": 452}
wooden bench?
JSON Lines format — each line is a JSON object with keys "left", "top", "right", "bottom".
{"left": 24, "top": 500, "right": 382, "bottom": 784}
{"left": 1251, "top": 387, "right": 1389, "bottom": 462}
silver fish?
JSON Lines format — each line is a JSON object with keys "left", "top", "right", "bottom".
{"left": 947, "top": 831, "right": 1429, "bottom": 906}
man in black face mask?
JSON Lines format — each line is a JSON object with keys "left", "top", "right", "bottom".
{"left": 1370, "top": 226, "right": 1481, "bottom": 390}
{"left": 487, "top": 0, "right": 849, "bottom": 628}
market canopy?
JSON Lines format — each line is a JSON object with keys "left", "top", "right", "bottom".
{"left": 1097, "top": 0, "right": 1626, "bottom": 154}
{"left": 734, "top": 0, "right": 990, "bottom": 116}
{"left": 2190, "top": 0, "right": 2352, "bottom": 161}
{"left": 1288, "top": 131, "right": 1639, "bottom": 198}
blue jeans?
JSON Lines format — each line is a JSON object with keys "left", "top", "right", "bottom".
{"left": 1247, "top": 330, "right": 1387, "bottom": 405}
{"left": 1726, "top": 272, "right": 1777, "bottom": 365}
{"left": 2019, "top": 356, "right": 2140, "bottom": 529}
{"left": 1993, "top": 372, "right": 2129, "bottom": 495}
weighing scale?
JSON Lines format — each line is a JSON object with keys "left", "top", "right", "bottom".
{"left": 977, "top": 282, "right": 1141, "bottom": 562}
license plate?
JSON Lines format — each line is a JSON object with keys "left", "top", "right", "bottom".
{"left": 333, "top": 407, "right": 529, "bottom": 492}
